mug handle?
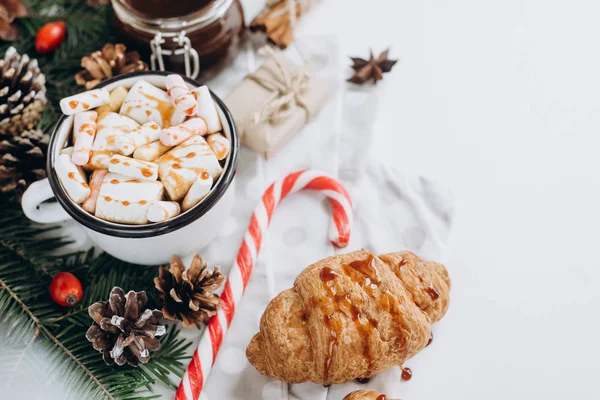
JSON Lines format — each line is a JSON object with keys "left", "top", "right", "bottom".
{"left": 21, "top": 178, "right": 72, "bottom": 224}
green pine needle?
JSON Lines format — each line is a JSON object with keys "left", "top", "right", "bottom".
{"left": 0, "top": 0, "right": 119, "bottom": 132}
{"left": 0, "top": 196, "right": 192, "bottom": 400}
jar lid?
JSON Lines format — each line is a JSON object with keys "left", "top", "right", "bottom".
{"left": 113, "top": 0, "right": 235, "bottom": 36}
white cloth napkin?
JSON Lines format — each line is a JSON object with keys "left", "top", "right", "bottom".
{"left": 196, "top": 37, "right": 455, "bottom": 400}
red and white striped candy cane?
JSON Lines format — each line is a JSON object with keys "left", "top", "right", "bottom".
{"left": 176, "top": 169, "right": 353, "bottom": 400}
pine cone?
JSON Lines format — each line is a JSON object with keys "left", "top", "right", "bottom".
{"left": 86, "top": 287, "right": 166, "bottom": 367}
{"left": 0, "top": 47, "right": 47, "bottom": 136}
{"left": 155, "top": 255, "right": 225, "bottom": 328}
{"left": 0, "top": 128, "right": 48, "bottom": 198}
{"left": 0, "top": 0, "right": 31, "bottom": 41}
{"left": 75, "top": 43, "right": 148, "bottom": 90}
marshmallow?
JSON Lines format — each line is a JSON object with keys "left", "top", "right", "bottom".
{"left": 147, "top": 201, "right": 181, "bottom": 223}
{"left": 205, "top": 133, "right": 230, "bottom": 161}
{"left": 116, "top": 122, "right": 161, "bottom": 155}
{"left": 119, "top": 80, "right": 185, "bottom": 128}
{"left": 181, "top": 171, "right": 213, "bottom": 211}
{"left": 96, "top": 86, "right": 129, "bottom": 116}
{"left": 159, "top": 118, "right": 206, "bottom": 146}
{"left": 133, "top": 141, "right": 172, "bottom": 162}
{"left": 62, "top": 145, "right": 87, "bottom": 176}
{"left": 95, "top": 173, "right": 164, "bottom": 225}
{"left": 54, "top": 154, "right": 91, "bottom": 203}
{"left": 108, "top": 154, "right": 158, "bottom": 181}
{"left": 166, "top": 74, "right": 197, "bottom": 116}
{"left": 59, "top": 89, "right": 110, "bottom": 115}
{"left": 72, "top": 111, "right": 98, "bottom": 165}
{"left": 191, "top": 85, "right": 222, "bottom": 134}
{"left": 64, "top": 146, "right": 88, "bottom": 182}
{"left": 156, "top": 135, "right": 223, "bottom": 201}
{"left": 82, "top": 169, "right": 108, "bottom": 214}
{"left": 84, "top": 149, "right": 113, "bottom": 170}
{"left": 92, "top": 112, "right": 139, "bottom": 151}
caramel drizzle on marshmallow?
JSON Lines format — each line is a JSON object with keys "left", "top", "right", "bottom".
{"left": 205, "top": 133, "right": 230, "bottom": 161}
{"left": 147, "top": 201, "right": 181, "bottom": 222}
{"left": 116, "top": 121, "right": 161, "bottom": 156}
{"left": 82, "top": 169, "right": 108, "bottom": 214}
{"left": 181, "top": 170, "right": 213, "bottom": 211}
{"left": 60, "top": 89, "right": 109, "bottom": 116}
{"left": 166, "top": 74, "right": 197, "bottom": 116}
{"left": 55, "top": 154, "right": 91, "bottom": 204}
{"left": 133, "top": 140, "right": 173, "bottom": 162}
{"left": 72, "top": 111, "right": 98, "bottom": 165}
{"left": 108, "top": 154, "right": 159, "bottom": 181}
{"left": 159, "top": 118, "right": 207, "bottom": 146}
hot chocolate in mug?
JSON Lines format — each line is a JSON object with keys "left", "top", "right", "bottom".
{"left": 21, "top": 72, "right": 238, "bottom": 265}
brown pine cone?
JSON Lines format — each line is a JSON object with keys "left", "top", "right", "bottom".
{"left": 0, "top": 0, "right": 31, "bottom": 41}
{"left": 75, "top": 43, "right": 148, "bottom": 90}
{"left": 85, "top": 287, "right": 166, "bottom": 367}
{"left": 155, "top": 255, "right": 225, "bottom": 328}
{"left": 0, "top": 47, "right": 47, "bottom": 136}
{"left": 0, "top": 128, "right": 48, "bottom": 198}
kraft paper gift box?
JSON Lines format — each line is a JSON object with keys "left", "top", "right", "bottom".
{"left": 224, "top": 47, "right": 331, "bottom": 158}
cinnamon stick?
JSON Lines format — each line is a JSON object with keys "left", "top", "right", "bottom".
{"left": 250, "top": 0, "right": 288, "bottom": 31}
{"left": 264, "top": 12, "right": 289, "bottom": 33}
{"left": 267, "top": 20, "right": 288, "bottom": 46}
{"left": 279, "top": 26, "right": 294, "bottom": 49}
{"left": 250, "top": 0, "right": 312, "bottom": 49}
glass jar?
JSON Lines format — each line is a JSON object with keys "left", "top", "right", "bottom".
{"left": 112, "top": 0, "right": 245, "bottom": 80}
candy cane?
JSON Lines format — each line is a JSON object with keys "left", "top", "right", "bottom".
{"left": 176, "top": 169, "right": 353, "bottom": 400}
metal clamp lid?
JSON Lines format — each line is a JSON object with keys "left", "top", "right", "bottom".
{"left": 150, "top": 31, "right": 200, "bottom": 79}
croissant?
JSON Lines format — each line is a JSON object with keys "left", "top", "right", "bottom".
{"left": 246, "top": 249, "right": 450, "bottom": 385}
{"left": 342, "top": 390, "right": 394, "bottom": 400}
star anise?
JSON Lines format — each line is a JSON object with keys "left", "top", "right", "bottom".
{"left": 347, "top": 49, "right": 398, "bottom": 85}
{"left": 0, "top": 0, "right": 30, "bottom": 41}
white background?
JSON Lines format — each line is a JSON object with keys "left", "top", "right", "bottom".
{"left": 259, "top": 0, "right": 600, "bottom": 398}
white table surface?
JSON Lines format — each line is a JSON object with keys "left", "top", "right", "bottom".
{"left": 258, "top": 0, "right": 600, "bottom": 398}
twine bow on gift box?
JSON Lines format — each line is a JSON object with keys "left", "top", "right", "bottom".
{"left": 245, "top": 46, "right": 311, "bottom": 127}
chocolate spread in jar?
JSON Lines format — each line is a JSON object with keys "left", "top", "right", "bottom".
{"left": 114, "top": 0, "right": 245, "bottom": 79}
{"left": 123, "top": 0, "right": 215, "bottom": 19}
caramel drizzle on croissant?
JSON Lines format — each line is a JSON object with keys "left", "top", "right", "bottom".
{"left": 246, "top": 250, "right": 451, "bottom": 385}
{"left": 318, "top": 255, "right": 407, "bottom": 382}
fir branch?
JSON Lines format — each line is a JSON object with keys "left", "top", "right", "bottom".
{"left": 0, "top": 238, "right": 51, "bottom": 276}
{"left": 42, "top": 323, "right": 116, "bottom": 400}
{"left": 0, "top": 199, "right": 192, "bottom": 399}
{"left": 42, "top": 306, "right": 88, "bottom": 323}
{"left": 1, "top": 278, "right": 115, "bottom": 399}
{"left": 0, "top": 277, "right": 41, "bottom": 326}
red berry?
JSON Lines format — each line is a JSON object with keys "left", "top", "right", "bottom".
{"left": 50, "top": 272, "right": 83, "bottom": 307}
{"left": 35, "top": 21, "right": 66, "bottom": 54}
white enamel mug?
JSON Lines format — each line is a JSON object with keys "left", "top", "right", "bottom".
{"left": 21, "top": 72, "right": 238, "bottom": 265}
